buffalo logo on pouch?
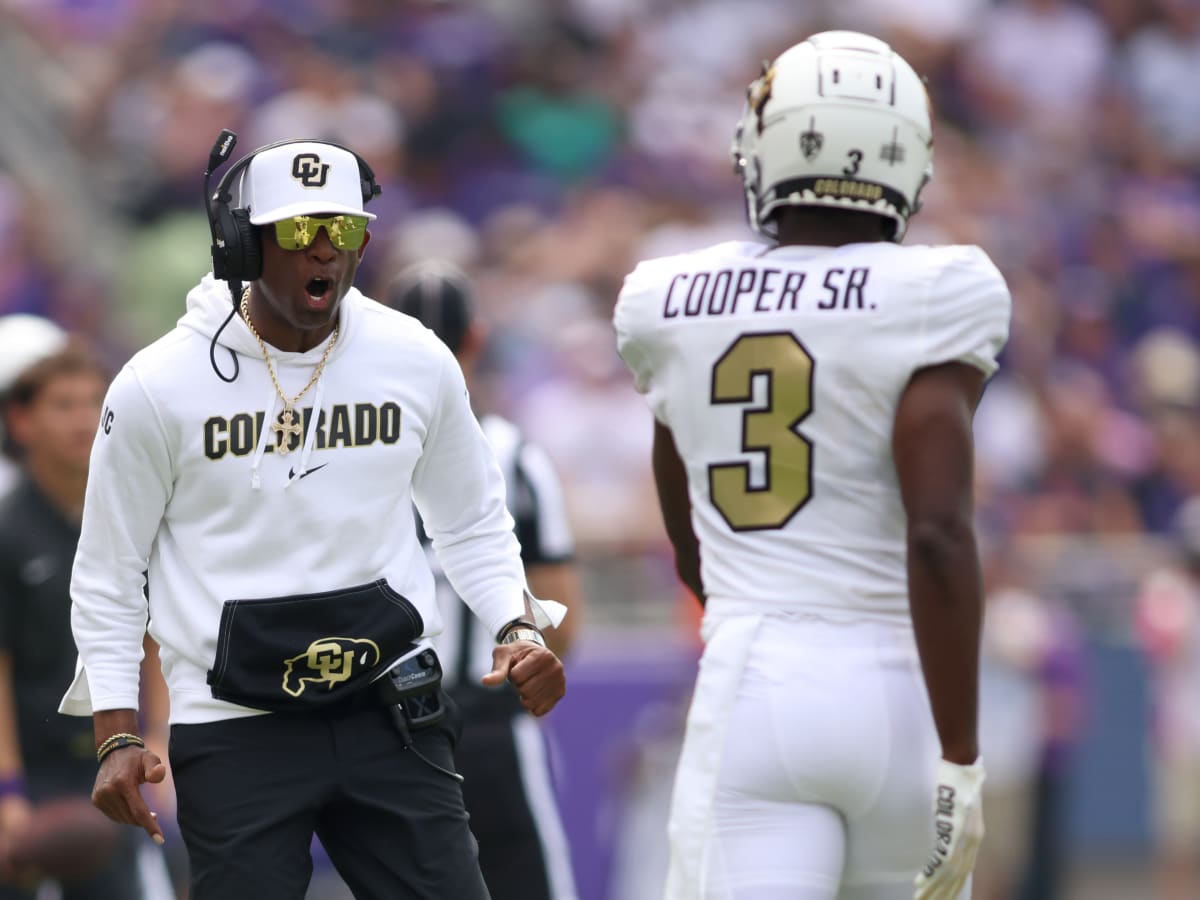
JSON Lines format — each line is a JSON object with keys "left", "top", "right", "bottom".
{"left": 282, "top": 636, "right": 381, "bottom": 697}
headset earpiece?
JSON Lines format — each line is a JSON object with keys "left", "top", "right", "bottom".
{"left": 229, "top": 208, "right": 262, "bottom": 281}
{"left": 208, "top": 151, "right": 259, "bottom": 283}
{"left": 211, "top": 194, "right": 262, "bottom": 282}
{"left": 361, "top": 172, "right": 382, "bottom": 204}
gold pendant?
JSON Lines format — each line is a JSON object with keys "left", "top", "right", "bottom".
{"left": 274, "top": 406, "right": 303, "bottom": 456}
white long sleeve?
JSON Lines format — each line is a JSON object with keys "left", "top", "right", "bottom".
{"left": 62, "top": 281, "right": 540, "bottom": 724}
{"left": 66, "top": 362, "right": 174, "bottom": 712}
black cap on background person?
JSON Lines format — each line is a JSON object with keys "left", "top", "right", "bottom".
{"left": 387, "top": 260, "right": 475, "bottom": 355}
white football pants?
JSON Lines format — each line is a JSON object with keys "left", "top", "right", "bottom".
{"left": 672, "top": 614, "right": 969, "bottom": 900}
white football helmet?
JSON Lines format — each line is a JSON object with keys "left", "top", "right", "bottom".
{"left": 731, "top": 31, "right": 933, "bottom": 241}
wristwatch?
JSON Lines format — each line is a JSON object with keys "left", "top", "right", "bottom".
{"left": 498, "top": 620, "right": 546, "bottom": 647}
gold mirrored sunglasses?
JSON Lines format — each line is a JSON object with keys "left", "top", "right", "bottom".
{"left": 272, "top": 214, "right": 369, "bottom": 251}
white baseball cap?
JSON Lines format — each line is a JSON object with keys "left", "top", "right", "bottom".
{"left": 0, "top": 314, "right": 69, "bottom": 394}
{"left": 243, "top": 142, "right": 376, "bottom": 225}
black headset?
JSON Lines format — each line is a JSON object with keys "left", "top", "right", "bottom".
{"left": 203, "top": 129, "right": 382, "bottom": 284}
{"left": 201, "top": 130, "right": 382, "bottom": 382}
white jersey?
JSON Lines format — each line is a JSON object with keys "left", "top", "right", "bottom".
{"left": 615, "top": 240, "right": 1010, "bottom": 625}
{"left": 62, "top": 274, "right": 542, "bottom": 724}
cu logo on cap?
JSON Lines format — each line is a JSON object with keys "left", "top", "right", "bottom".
{"left": 292, "top": 153, "right": 330, "bottom": 188}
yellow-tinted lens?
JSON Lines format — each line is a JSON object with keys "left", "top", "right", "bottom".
{"left": 274, "top": 215, "right": 368, "bottom": 251}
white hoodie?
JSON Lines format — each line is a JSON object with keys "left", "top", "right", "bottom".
{"left": 61, "top": 274, "right": 551, "bottom": 724}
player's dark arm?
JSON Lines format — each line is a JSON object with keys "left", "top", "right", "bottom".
{"left": 653, "top": 420, "right": 705, "bottom": 606}
{"left": 892, "top": 361, "right": 987, "bottom": 766}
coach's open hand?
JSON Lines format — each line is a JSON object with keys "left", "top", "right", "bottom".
{"left": 482, "top": 642, "right": 565, "bottom": 716}
{"left": 92, "top": 747, "right": 166, "bottom": 846}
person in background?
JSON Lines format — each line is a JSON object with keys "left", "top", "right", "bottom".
{"left": 0, "top": 339, "right": 173, "bottom": 899}
{"left": 614, "top": 30, "right": 1011, "bottom": 899}
{"left": 973, "top": 584, "right": 1048, "bottom": 900}
{"left": 389, "top": 259, "right": 581, "bottom": 900}
{"left": 1136, "top": 495, "right": 1200, "bottom": 900}
{"left": 1017, "top": 598, "right": 1086, "bottom": 900}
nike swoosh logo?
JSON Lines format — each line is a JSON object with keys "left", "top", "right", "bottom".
{"left": 288, "top": 463, "right": 328, "bottom": 480}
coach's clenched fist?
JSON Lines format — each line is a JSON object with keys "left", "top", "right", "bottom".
{"left": 482, "top": 637, "right": 565, "bottom": 717}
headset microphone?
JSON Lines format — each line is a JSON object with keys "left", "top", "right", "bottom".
{"left": 204, "top": 129, "right": 249, "bottom": 285}
{"left": 203, "top": 129, "right": 242, "bottom": 383}
{"left": 203, "top": 130, "right": 237, "bottom": 228}
{"left": 209, "top": 129, "right": 237, "bottom": 172}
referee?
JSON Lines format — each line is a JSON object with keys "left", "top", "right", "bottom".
{"left": 389, "top": 261, "right": 582, "bottom": 900}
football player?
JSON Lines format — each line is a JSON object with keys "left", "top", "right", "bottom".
{"left": 614, "top": 30, "right": 1011, "bottom": 900}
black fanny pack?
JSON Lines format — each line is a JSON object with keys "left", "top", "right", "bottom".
{"left": 207, "top": 579, "right": 424, "bottom": 712}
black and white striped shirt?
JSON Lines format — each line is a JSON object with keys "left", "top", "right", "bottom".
{"left": 426, "top": 413, "right": 574, "bottom": 688}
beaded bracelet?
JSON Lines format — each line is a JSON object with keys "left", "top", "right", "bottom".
{"left": 96, "top": 732, "right": 145, "bottom": 763}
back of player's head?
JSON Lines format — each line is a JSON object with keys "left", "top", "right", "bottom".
{"left": 387, "top": 260, "right": 475, "bottom": 355}
{"left": 731, "top": 30, "right": 933, "bottom": 242}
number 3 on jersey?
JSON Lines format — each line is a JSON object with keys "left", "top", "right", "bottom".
{"left": 708, "top": 332, "right": 815, "bottom": 531}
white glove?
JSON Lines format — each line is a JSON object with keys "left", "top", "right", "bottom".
{"left": 913, "top": 757, "right": 986, "bottom": 900}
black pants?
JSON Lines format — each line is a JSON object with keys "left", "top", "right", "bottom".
{"left": 169, "top": 699, "right": 489, "bottom": 900}
{"left": 453, "top": 687, "right": 560, "bottom": 900}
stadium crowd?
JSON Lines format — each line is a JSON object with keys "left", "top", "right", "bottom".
{"left": 2, "top": 0, "right": 1198, "bottom": 552}
{"left": 1, "top": 0, "right": 1199, "bottom": 898}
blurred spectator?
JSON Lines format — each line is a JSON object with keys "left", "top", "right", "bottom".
{"left": 495, "top": 28, "right": 621, "bottom": 184}
{"left": 249, "top": 49, "right": 404, "bottom": 159}
{"left": 0, "top": 178, "right": 56, "bottom": 320}
{"left": 107, "top": 41, "right": 261, "bottom": 221}
{"left": 1130, "top": 331, "right": 1200, "bottom": 532}
{"left": 974, "top": 374, "right": 1049, "bottom": 492}
{"left": 1013, "top": 364, "right": 1145, "bottom": 535}
{"left": 0, "top": 339, "right": 172, "bottom": 899}
{"left": 1020, "top": 598, "right": 1088, "bottom": 900}
{"left": 1116, "top": 0, "right": 1200, "bottom": 167}
{"left": 975, "top": 584, "right": 1050, "bottom": 900}
{"left": 1136, "top": 496, "right": 1200, "bottom": 900}
{"left": 961, "top": 0, "right": 1110, "bottom": 140}
{"left": 518, "top": 316, "right": 660, "bottom": 552}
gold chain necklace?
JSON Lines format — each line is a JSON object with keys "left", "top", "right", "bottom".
{"left": 240, "top": 287, "right": 337, "bottom": 457}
